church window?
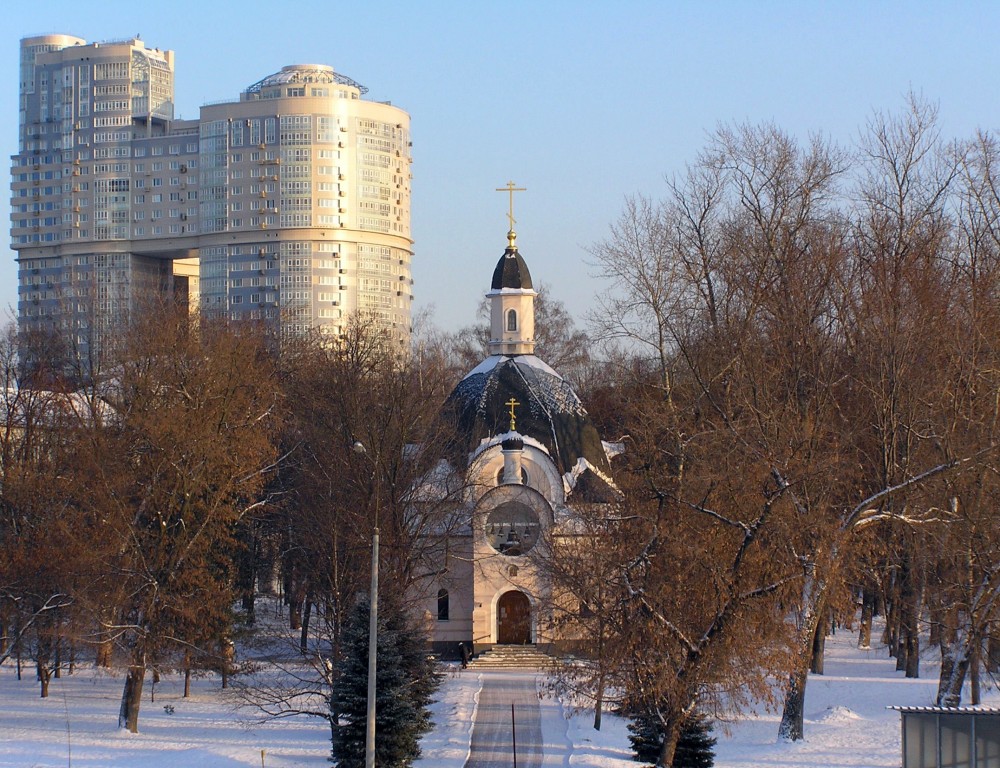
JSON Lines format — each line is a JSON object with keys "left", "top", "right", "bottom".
{"left": 485, "top": 501, "right": 541, "bottom": 556}
{"left": 506, "top": 308, "right": 517, "bottom": 332}
{"left": 437, "top": 589, "right": 450, "bottom": 621}
{"left": 495, "top": 466, "right": 529, "bottom": 485}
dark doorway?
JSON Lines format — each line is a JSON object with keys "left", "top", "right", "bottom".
{"left": 497, "top": 591, "right": 531, "bottom": 644}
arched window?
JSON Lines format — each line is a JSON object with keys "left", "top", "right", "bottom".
{"left": 437, "top": 588, "right": 449, "bottom": 621}
{"left": 495, "top": 466, "right": 529, "bottom": 485}
{"left": 506, "top": 308, "right": 518, "bottom": 332}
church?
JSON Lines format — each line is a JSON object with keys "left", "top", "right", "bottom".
{"left": 419, "top": 222, "right": 621, "bottom": 657}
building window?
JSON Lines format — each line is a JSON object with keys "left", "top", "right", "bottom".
{"left": 437, "top": 589, "right": 449, "bottom": 622}
{"left": 506, "top": 309, "right": 517, "bottom": 332}
{"left": 495, "top": 466, "right": 528, "bottom": 485}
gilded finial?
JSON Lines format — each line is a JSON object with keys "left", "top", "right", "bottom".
{"left": 505, "top": 397, "right": 521, "bottom": 432}
{"left": 496, "top": 181, "right": 526, "bottom": 247}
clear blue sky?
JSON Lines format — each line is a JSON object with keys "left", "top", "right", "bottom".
{"left": 5, "top": 1, "right": 1000, "bottom": 333}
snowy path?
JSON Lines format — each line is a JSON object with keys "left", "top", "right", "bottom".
{"left": 465, "top": 672, "right": 542, "bottom": 768}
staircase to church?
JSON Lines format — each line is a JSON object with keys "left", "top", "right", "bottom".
{"left": 467, "top": 644, "right": 552, "bottom": 670}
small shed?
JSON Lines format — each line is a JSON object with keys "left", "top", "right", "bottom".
{"left": 892, "top": 706, "right": 1000, "bottom": 768}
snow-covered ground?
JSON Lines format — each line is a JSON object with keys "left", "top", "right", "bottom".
{"left": 0, "top": 624, "right": 992, "bottom": 767}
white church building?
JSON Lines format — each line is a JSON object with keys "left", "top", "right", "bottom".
{"left": 420, "top": 228, "right": 620, "bottom": 657}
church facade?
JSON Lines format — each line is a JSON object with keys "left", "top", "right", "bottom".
{"left": 420, "top": 229, "right": 619, "bottom": 657}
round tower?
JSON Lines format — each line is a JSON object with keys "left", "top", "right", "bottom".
{"left": 487, "top": 230, "right": 537, "bottom": 356}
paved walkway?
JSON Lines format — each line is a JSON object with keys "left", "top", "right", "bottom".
{"left": 465, "top": 672, "right": 542, "bottom": 768}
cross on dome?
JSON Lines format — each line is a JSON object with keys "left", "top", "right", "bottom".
{"left": 505, "top": 397, "right": 521, "bottom": 432}
{"left": 495, "top": 181, "right": 526, "bottom": 248}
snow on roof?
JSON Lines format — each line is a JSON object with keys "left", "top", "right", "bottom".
{"left": 889, "top": 706, "right": 1000, "bottom": 714}
{"left": 460, "top": 354, "right": 561, "bottom": 382}
{"left": 469, "top": 430, "right": 550, "bottom": 464}
{"left": 562, "top": 456, "right": 619, "bottom": 496}
{"left": 448, "top": 353, "right": 608, "bottom": 479}
{"left": 603, "top": 440, "right": 625, "bottom": 459}
{"left": 461, "top": 355, "right": 505, "bottom": 380}
{"left": 408, "top": 457, "right": 465, "bottom": 503}
{"left": 448, "top": 351, "right": 616, "bottom": 501}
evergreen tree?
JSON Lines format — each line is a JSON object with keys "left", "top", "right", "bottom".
{"left": 629, "top": 710, "right": 716, "bottom": 768}
{"left": 330, "top": 596, "right": 441, "bottom": 767}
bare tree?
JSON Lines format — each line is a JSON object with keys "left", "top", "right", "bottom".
{"left": 582, "top": 106, "right": 1000, "bottom": 756}
{"left": 66, "top": 307, "right": 282, "bottom": 732}
{"left": 240, "top": 316, "right": 465, "bottom": 740}
{"left": 0, "top": 324, "right": 88, "bottom": 693}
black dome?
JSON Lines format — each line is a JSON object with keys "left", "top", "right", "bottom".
{"left": 491, "top": 247, "right": 533, "bottom": 290}
{"left": 501, "top": 432, "right": 525, "bottom": 451}
{"left": 447, "top": 355, "right": 610, "bottom": 478}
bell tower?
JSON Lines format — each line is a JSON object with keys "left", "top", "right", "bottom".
{"left": 488, "top": 182, "right": 536, "bottom": 356}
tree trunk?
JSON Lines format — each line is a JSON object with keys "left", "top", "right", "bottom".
{"left": 884, "top": 595, "right": 899, "bottom": 656}
{"left": 778, "top": 667, "right": 808, "bottom": 741}
{"left": 900, "top": 554, "right": 921, "bottom": 678}
{"left": 883, "top": 569, "right": 900, "bottom": 656}
{"left": 859, "top": 586, "right": 874, "bottom": 649}
{"left": 971, "top": 641, "right": 981, "bottom": 706}
{"left": 937, "top": 628, "right": 971, "bottom": 707}
{"left": 593, "top": 669, "right": 604, "bottom": 731}
{"left": 242, "top": 590, "right": 256, "bottom": 625}
{"left": 238, "top": 530, "right": 258, "bottom": 625}
{"left": 96, "top": 610, "right": 114, "bottom": 668}
{"left": 904, "top": 626, "right": 920, "bottom": 678}
{"left": 38, "top": 664, "right": 51, "bottom": 698}
{"left": 655, "top": 717, "right": 682, "bottom": 768}
{"left": 220, "top": 638, "right": 235, "bottom": 689}
{"left": 300, "top": 595, "right": 312, "bottom": 655}
{"left": 810, "top": 619, "right": 826, "bottom": 675}
{"left": 895, "top": 639, "right": 908, "bottom": 671}
{"left": 988, "top": 632, "right": 1000, "bottom": 674}
{"left": 184, "top": 650, "right": 192, "bottom": 698}
{"left": 119, "top": 659, "right": 146, "bottom": 732}
{"left": 37, "top": 633, "right": 52, "bottom": 697}
{"left": 96, "top": 637, "right": 113, "bottom": 668}
{"left": 928, "top": 603, "right": 942, "bottom": 649}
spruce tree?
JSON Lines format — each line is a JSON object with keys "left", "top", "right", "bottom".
{"left": 628, "top": 709, "right": 716, "bottom": 768}
{"left": 330, "top": 596, "right": 441, "bottom": 767}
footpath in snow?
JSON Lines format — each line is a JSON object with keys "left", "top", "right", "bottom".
{"left": 0, "top": 623, "right": 994, "bottom": 766}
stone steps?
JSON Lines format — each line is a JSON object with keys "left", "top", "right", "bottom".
{"left": 467, "top": 645, "right": 552, "bottom": 670}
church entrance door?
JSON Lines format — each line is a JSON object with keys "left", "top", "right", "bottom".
{"left": 497, "top": 590, "right": 531, "bottom": 644}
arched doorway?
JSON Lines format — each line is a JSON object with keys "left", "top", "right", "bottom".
{"left": 497, "top": 590, "right": 532, "bottom": 644}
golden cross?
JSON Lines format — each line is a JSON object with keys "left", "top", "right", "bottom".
{"left": 495, "top": 181, "right": 526, "bottom": 231}
{"left": 505, "top": 397, "right": 521, "bottom": 432}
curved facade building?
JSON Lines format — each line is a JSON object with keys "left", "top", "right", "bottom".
{"left": 10, "top": 36, "right": 412, "bottom": 361}
{"left": 198, "top": 64, "right": 412, "bottom": 339}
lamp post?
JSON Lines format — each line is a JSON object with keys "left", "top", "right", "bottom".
{"left": 353, "top": 441, "right": 378, "bottom": 768}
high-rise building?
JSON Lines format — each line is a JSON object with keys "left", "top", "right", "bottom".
{"left": 11, "top": 35, "right": 413, "bottom": 357}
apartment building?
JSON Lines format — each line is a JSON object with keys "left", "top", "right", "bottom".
{"left": 11, "top": 35, "right": 412, "bottom": 357}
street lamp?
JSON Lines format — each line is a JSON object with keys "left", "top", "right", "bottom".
{"left": 353, "top": 441, "right": 378, "bottom": 768}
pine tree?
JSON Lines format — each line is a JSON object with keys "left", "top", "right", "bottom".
{"left": 629, "top": 710, "right": 716, "bottom": 768}
{"left": 330, "top": 596, "right": 441, "bottom": 767}
{"left": 672, "top": 713, "right": 715, "bottom": 768}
